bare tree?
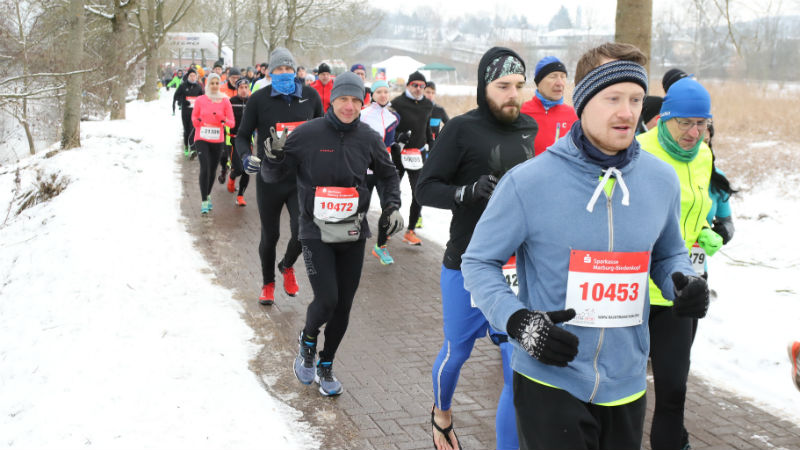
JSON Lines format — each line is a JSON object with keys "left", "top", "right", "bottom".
{"left": 615, "top": 0, "right": 653, "bottom": 74}
{"left": 61, "top": 0, "right": 84, "bottom": 149}
{"left": 133, "top": 0, "right": 193, "bottom": 101}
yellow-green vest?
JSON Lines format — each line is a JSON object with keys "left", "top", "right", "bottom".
{"left": 637, "top": 126, "right": 713, "bottom": 306}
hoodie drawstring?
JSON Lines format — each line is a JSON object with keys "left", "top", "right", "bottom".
{"left": 586, "top": 167, "right": 630, "bottom": 213}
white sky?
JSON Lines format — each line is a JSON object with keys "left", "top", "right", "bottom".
{"left": 368, "top": 0, "right": 800, "bottom": 27}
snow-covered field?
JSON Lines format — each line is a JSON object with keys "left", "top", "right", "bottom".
{"left": 1, "top": 89, "right": 798, "bottom": 449}
{"left": 0, "top": 95, "right": 316, "bottom": 449}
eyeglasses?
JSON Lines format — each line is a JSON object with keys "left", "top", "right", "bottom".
{"left": 409, "top": 82, "right": 426, "bottom": 88}
{"left": 674, "top": 118, "right": 712, "bottom": 132}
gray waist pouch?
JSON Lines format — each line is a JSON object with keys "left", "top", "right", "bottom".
{"left": 313, "top": 212, "right": 364, "bottom": 243}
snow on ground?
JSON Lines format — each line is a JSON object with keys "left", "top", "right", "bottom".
{"left": 0, "top": 94, "right": 316, "bottom": 449}
{"left": 375, "top": 164, "right": 800, "bottom": 424}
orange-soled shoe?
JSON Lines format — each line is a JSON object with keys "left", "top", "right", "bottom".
{"left": 236, "top": 195, "right": 247, "bottom": 206}
{"left": 402, "top": 230, "right": 422, "bottom": 246}
{"left": 227, "top": 176, "right": 236, "bottom": 193}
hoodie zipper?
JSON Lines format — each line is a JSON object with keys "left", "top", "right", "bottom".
{"left": 589, "top": 181, "right": 615, "bottom": 403}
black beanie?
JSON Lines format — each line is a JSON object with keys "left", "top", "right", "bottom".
{"left": 662, "top": 68, "right": 688, "bottom": 93}
{"left": 641, "top": 95, "right": 663, "bottom": 124}
{"left": 318, "top": 63, "right": 331, "bottom": 74}
{"left": 407, "top": 71, "right": 426, "bottom": 85}
{"left": 228, "top": 67, "right": 241, "bottom": 77}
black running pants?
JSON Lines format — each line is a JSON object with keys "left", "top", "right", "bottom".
{"left": 366, "top": 174, "right": 390, "bottom": 246}
{"left": 513, "top": 373, "right": 646, "bottom": 450}
{"left": 398, "top": 168, "right": 421, "bottom": 231}
{"left": 649, "top": 304, "right": 694, "bottom": 450}
{"left": 255, "top": 176, "right": 301, "bottom": 285}
{"left": 301, "top": 238, "right": 366, "bottom": 363}
{"left": 228, "top": 143, "right": 249, "bottom": 196}
{"left": 181, "top": 107, "right": 194, "bottom": 149}
{"left": 196, "top": 140, "right": 222, "bottom": 201}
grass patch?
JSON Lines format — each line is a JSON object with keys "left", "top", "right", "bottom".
{"left": 16, "top": 169, "right": 70, "bottom": 216}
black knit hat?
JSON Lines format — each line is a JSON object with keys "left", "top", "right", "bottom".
{"left": 407, "top": 71, "right": 426, "bottom": 85}
{"left": 228, "top": 67, "right": 241, "bottom": 77}
{"left": 662, "top": 68, "right": 688, "bottom": 93}
{"left": 642, "top": 95, "right": 663, "bottom": 125}
{"left": 317, "top": 63, "right": 331, "bottom": 74}
{"left": 426, "top": 81, "right": 436, "bottom": 90}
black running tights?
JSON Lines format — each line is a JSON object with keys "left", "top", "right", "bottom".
{"left": 301, "top": 238, "right": 366, "bottom": 363}
{"left": 181, "top": 107, "right": 194, "bottom": 149}
{"left": 228, "top": 144, "right": 250, "bottom": 195}
{"left": 398, "top": 168, "right": 421, "bottom": 231}
{"left": 649, "top": 305, "right": 694, "bottom": 450}
{"left": 196, "top": 140, "right": 222, "bottom": 201}
{"left": 255, "top": 177, "right": 301, "bottom": 285}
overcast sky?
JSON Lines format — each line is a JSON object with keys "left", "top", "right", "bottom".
{"left": 368, "top": 0, "right": 800, "bottom": 27}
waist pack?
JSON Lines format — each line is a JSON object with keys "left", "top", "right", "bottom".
{"left": 313, "top": 212, "right": 365, "bottom": 243}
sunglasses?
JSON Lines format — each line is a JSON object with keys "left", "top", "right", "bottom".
{"left": 409, "top": 82, "right": 426, "bottom": 88}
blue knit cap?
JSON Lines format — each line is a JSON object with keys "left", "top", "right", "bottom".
{"left": 534, "top": 56, "right": 567, "bottom": 85}
{"left": 659, "top": 78, "right": 712, "bottom": 119}
{"left": 370, "top": 80, "right": 389, "bottom": 92}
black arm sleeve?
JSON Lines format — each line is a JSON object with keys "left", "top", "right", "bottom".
{"left": 234, "top": 95, "right": 258, "bottom": 162}
{"left": 416, "top": 120, "right": 462, "bottom": 209}
{"left": 372, "top": 141, "right": 402, "bottom": 209}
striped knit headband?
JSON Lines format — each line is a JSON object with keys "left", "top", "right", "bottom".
{"left": 572, "top": 60, "right": 648, "bottom": 117}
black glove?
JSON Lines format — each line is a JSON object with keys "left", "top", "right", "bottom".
{"left": 454, "top": 175, "right": 497, "bottom": 205}
{"left": 507, "top": 309, "right": 579, "bottom": 367}
{"left": 395, "top": 130, "right": 412, "bottom": 146}
{"left": 712, "top": 216, "right": 734, "bottom": 245}
{"left": 379, "top": 204, "right": 404, "bottom": 236}
{"left": 671, "top": 272, "right": 709, "bottom": 318}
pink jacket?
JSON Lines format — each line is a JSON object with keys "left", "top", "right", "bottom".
{"left": 191, "top": 95, "right": 234, "bottom": 143}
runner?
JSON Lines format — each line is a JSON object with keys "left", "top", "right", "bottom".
{"left": 636, "top": 77, "right": 722, "bottom": 450}
{"left": 361, "top": 79, "right": 402, "bottom": 265}
{"left": 789, "top": 341, "right": 800, "bottom": 391}
{"left": 172, "top": 68, "right": 204, "bottom": 158}
{"left": 191, "top": 73, "right": 234, "bottom": 214}
{"left": 416, "top": 46, "right": 537, "bottom": 450}
{"left": 461, "top": 42, "right": 709, "bottom": 450}
{"left": 423, "top": 81, "right": 449, "bottom": 140}
{"left": 257, "top": 72, "right": 403, "bottom": 396}
{"left": 226, "top": 78, "right": 251, "bottom": 206}
{"left": 520, "top": 56, "right": 578, "bottom": 156}
{"left": 390, "top": 71, "right": 434, "bottom": 246}
{"left": 350, "top": 63, "right": 372, "bottom": 105}
{"left": 234, "top": 47, "right": 323, "bottom": 305}
{"left": 166, "top": 69, "right": 183, "bottom": 91}
{"left": 311, "top": 63, "right": 333, "bottom": 112}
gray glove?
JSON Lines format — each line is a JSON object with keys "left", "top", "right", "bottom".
{"left": 264, "top": 126, "right": 288, "bottom": 160}
{"left": 379, "top": 205, "right": 404, "bottom": 236}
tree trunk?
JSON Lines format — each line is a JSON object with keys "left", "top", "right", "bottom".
{"left": 142, "top": 0, "right": 158, "bottom": 102}
{"left": 61, "top": 0, "right": 84, "bottom": 150}
{"left": 615, "top": 0, "right": 652, "bottom": 75}
{"left": 252, "top": 8, "right": 261, "bottom": 65}
{"left": 110, "top": 1, "right": 131, "bottom": 120}
{"left": 232, "top": 0, "right": 238, "bottom": 66}
{"left": 22, "top": 99, "right": 35, "bottom": 155}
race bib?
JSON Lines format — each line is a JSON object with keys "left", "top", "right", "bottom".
{"left": 690, "top": 242, "right": 706, "bottom": 275}
{"left": 199, "top": 124, "right": 222, "bottom": 141}
{"left": 275, "top": 121, "right": 306, "bottom": 138}
{"left": 313, "top": 187, "right": 359, "bottom": 222}
{"left": 401, "top": 148, "right": 424, "bottom": 170}
{"left": 186, "top": 96, "right": 197, "bottom": 108}
{"left": 471, "top": 256, "right": 517, "bottom": 308}
{"left": 565, "top": 250, "right": 650, "bottom": 328}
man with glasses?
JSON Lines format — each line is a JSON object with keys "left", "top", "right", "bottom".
{"left": 350, "top": 63, "right": 372, "bottom": 105}
{"left": 390, "top": 71, "right": 434, "bottom": 246}
{"left": 637, "top": 77, "right": 721, "bottom": 450}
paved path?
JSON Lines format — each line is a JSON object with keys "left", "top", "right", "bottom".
{"left": 180, "top": 158, "right": 800, "bottom": 450}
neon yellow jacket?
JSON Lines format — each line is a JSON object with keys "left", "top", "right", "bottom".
{"left": 637, "top": 126, "right": 712, "bottom": 306}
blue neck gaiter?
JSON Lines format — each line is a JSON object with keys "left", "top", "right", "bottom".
{"left": 271, "top": 73, "right": 296, "bottom": 95}
{"left": 536, "top": 90, "right": 563, "bottom": 111}
{"left": 570, "top": 120, "right": 635, "bottom": 169}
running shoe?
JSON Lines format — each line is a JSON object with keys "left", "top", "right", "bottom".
{"left": 218, "top": 166, "right": 228, "bottom": 184}
{"left": 372, "top": 244, "right": 394, "bottom": 265}
{"left": 201, "top": 200, "right": 209, "bottom": 214}
{"left": 403, "top": 230, "right": 422, "bottom": 246}
{"left": 207, "top": 198, "right": 213, "bottom": 211}
{"left": 789, "top": 341, "right": 800, "bottom": 391}
{"left": 294, "top": 332, "right": 316, "bottom": 385}
{"left": 279, "top": 263, "right": 299, "bottom": 297}
{"left": 236, "top": 195, "right": 247, "bottom": 207}
{"left": 416, "top": 217, "right": 423, "bottom": 228}
{"left": 227, "top": 176, "right": 236, "bottom": 193}
{"left": 315, "top": 361, "right": 343, "bottom": 396}
{"left": 188, "top": 149, "right": 197, "bottom": 161}
{"left": 183, "top": 145, "right": 191, "bottom": 158}
{"left": 259, "top": 283, "right": 275, "bottom": 305}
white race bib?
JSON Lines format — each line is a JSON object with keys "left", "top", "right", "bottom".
{"left": 313, "top": 187, "right": 359, "bottom": 222}
{"left": 565, "top": 250, "right": 650, "bottom": 328}
{"left": 275, "top": 121, "right": 305, "bottom": 138}
{"left": 199, "top": 124, "right": 222, "bottom": 141}
{"left": 689, "top": 243, "right": 706, "bottom": 275}
{"left": 471, "top": 256, "right": 517, "bottom": 308}
{"left": 186, "top": 96, "right": 197, "bottom": 108}
{"left": 401, "top": 148, "right": 424, "bottom": 170}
